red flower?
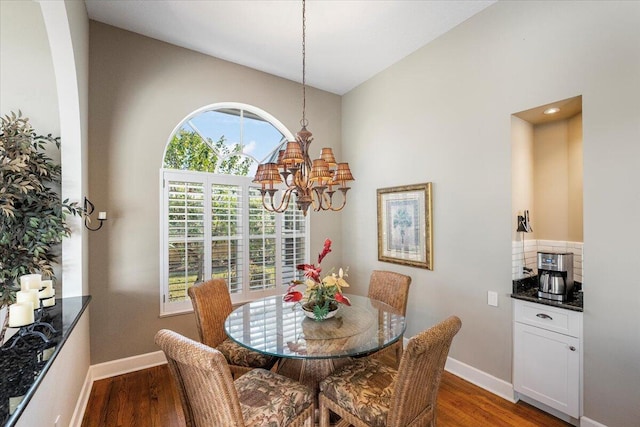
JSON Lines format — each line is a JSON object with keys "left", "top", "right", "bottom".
{"left": 318, "top": 238, "right": 332, "bottom": 264}
{"left": 334, "top": 292, "right": 351, "bottom": 306}
{"left": 296, "top": 263, "right": 321, "bottom": 282}
{"left": 284, "top": 291, "right": 303, "bottom": 302}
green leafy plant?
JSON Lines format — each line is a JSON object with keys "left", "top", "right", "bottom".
{"left": 0, "top": 111, "right": 82, "bottom": 342}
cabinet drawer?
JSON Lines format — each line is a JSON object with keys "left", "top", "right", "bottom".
{"left": 514, "top": 300, "right": 582, "bottom": 337}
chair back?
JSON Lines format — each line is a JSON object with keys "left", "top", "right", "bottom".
{"left": 188, "top": 278, "right": 233, "bottom": 348}
{"left": 388, "top": 316, "right": 462, "bottom": 427}
{"left": 155, "top": 329, "right": 245, "bottom": 427}
{"left": 368, "top": 270, "right": 412, "bottom": 315}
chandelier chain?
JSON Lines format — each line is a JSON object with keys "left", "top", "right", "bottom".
{"left": 301, "top": 0, "right": 307, "bottom": 127}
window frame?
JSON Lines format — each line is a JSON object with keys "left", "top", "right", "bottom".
{"left": 159, "top": 103, "right": 309, "bottom": 317}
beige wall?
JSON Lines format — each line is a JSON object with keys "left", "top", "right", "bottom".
{"left": 511, "top": 116, "right": 535, "bottom": 241}
{"left": 533, "top": 120, "right": 571, "bottom": 240}
{"left": 531, "top": 114, "right": 583, "bottom": 242}
{"left": 568, "top": 113, "right": 583, "bottom": 242}
{"left": 342, "top": 2, "right": 639, "bottom": 426}
{"left": 88, "top": 22, "right": 343, "bottom": 364}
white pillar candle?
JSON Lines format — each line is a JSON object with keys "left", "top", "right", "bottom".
{"left": 8, "top": 303, "right": 34, "bottom": 327}
{"left": 41, "top": 279, "right": 53, "bottom": 290}
{"left": 40, "top": 347, "right": 55, "bottom": 361}
{"left": 42, "top": 297, "right": 56, "bottom": 307}
{"left": 38, "top": 287, "right": 54, "bottom": 299}
{"left": 20, "top": 274, "right": 42, "bottom": 291}
{"left": 16, "top": 290, "right": 39, "bottom": 310}
{"left": 9, "top": 396, "right": 24, "bottom": 415}
{"left": 98, "top": 211, "right": 107, "bottom": 220}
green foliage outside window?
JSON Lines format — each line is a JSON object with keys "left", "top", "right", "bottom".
{"left": 163, "top": 129, "right": 252, "bottom": 175}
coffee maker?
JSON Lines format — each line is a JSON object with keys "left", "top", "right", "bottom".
{"left": 537, "top": 252, "right": 574, "bottom": 301}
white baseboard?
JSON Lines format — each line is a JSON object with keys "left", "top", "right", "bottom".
{"left": 69, "top": 351, "right": 168, "bottom": 427}
{"left": 444, "top": 356, "right": 516, "bottom": 403}
{"left": 69, "top": 369, "right": 94, "bottom": 427}
{"left": 580, "top": 417, "right": 608, "bottom": 427}
{"left": 91, "top": 350, "right": 167, "bottom": 381}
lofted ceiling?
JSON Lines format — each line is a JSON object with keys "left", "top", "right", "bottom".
{"left": 85, "top": 0, "right": 496, "bottom": 95}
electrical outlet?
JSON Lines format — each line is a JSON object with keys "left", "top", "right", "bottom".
{"left": 487, "top": 291, "right": 498, "bottom": 307}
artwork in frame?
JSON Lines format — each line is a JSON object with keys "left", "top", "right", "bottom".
{"left": 377, "top": 183, "right": 433, "bottom": 270}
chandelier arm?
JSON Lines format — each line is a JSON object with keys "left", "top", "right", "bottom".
{"left": 318, "top": 188, "right": 349, "bottom": 212}
{"left": 261, "top": 187, "right": 294, "bottom": 213}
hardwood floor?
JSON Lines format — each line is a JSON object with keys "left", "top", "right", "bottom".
{"left": 81, "top": 363, "right": 571, "bottom": 427}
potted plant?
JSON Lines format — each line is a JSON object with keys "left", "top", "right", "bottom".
{"left": 284, "top": 238, "right": 351, "bottom": 320}
{"left": 0, "top": 111, "right": 81, "bottom": 342}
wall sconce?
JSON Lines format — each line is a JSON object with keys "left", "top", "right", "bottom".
{"left": 516, "top": 209, "right": 532, "bottom": 233}
{"left": 84, "top": 197, "right": 107, "bottom": 231}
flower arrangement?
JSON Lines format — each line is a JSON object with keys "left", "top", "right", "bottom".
{"left": 284, "top": 238, "right": 351, "bottom": 320}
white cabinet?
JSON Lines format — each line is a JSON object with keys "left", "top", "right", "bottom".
{"left": 513, "top": 299, "right": 582, "bottom": 419}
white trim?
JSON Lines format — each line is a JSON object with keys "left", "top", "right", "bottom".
{"left": 444, "top": 356, "right": 516, "bottom": 403}
{"left": 39, "top": 0, "right": 87, "bottom": 297}
{"left": 90, "top": 350, "right": 167, "bottom": 382}
{"left": 580, "top": 417, "right": 608, "bottom": 427}
{"left": 69, "top": 369, "right": 93, "bottom": 427}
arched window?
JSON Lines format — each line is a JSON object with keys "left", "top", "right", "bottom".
{"left": 160, "top": 103, "right": 308, "bottom": 315}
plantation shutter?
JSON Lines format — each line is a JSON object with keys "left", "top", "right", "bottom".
{"left": 162, "top": 171, "right": 309, "bottom": 315}
{"left": 211, "top": 183, "right": 243, "bottom": 295}
{"left": 165, "top": 176, "right": 206, "bottom": 305}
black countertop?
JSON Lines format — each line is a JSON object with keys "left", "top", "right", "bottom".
{"left": 511, "top": 276, "right": 583, "bottom": 312}
{"left": 0, "top": 296, "right": 91, "bottom": 426}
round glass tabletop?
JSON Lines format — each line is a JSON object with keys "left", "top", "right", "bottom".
{"left": 225, "top": 294, "right": 406, "bottom": 359}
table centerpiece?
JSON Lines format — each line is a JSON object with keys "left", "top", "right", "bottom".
{"left": 284, "top": 238, "right": 351, "bottom": 321}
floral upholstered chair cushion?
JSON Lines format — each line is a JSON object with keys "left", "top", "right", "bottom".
{"left": 217, "top": 337, "right": 276, "bottom": 369}
{"left": 235, "top": 368, "right": 314, "bottom": 426}
{"left": 320, "top": 358, "right": 397, "bottom": 427}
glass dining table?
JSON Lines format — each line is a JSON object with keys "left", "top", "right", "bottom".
{"left": 224, "top": 294, "right": 406, "bottom": 394}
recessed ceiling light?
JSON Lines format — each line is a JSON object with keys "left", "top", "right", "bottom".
{"left": 543, "top": 107, "right": 560, "bottom": 115}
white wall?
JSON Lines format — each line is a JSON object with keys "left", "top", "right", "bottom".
{"left": 0, "top": 1, "right": 60, "bottom": 141}
{"left": 1, "top": 1, "right": 92, "bottom": 425}
{"left": 342, "top": 2, "right": 640, "bottom": 426}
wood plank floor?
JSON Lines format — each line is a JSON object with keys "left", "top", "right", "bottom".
{"left": 81, "top": 363, "right": 571, "bottom": 427}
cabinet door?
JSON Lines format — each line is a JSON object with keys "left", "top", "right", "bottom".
{"left": 514, "top": 322, "right": 580, "bottom": 418}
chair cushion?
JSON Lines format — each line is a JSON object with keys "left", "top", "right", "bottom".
{"left": 320, "top": 358, "right": 397, "bottom": 427}
{"left": 235, "top": 368, "right": 314, "bottom": 426}
{"left": 217, "top": 338, "right": 276, "bottom": 369}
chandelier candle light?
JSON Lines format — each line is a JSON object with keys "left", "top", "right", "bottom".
{"left": 253, "top": 0, "right": 354, "bottom": 216}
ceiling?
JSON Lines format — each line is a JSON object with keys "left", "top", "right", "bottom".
{"left": 85, "top": 0, "right": 496, "bottom": 95}
{"left": 514, "top": 96, "right": 583, "bottom": 125}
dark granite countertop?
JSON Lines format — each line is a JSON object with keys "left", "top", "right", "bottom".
{"left": 511, "top": 276, "right": 583, "bottom": 312}
{"left": 1, "top": 296, "right": 91, "bottom": 426}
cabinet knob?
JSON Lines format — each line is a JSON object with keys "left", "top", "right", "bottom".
{"left": 536, "top": 313, "right": 553, "bottom": 320}
{"left": 569, "top": 346, "right": 576, "bottom": 351}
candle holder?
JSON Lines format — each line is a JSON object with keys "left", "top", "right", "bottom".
{"left": 3, "top": 298, "right": 59, "bottom": 352}
{"left": 2, "top": 320, "right": 56, "bottom": 351}
{"left": 84, "top": 197, "right": 107, "bottom": 231}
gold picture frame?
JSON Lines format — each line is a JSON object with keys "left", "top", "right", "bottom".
{"left": 377, "top": 183, "right": 433, "bottom": 270}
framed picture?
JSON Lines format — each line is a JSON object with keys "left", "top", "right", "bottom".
{"left": 377, "top": 183, "right": 433, "bottom": 270}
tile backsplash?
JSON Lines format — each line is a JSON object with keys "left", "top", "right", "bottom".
{"left": 512, "top": 238, "right": 583, "bottom": 285}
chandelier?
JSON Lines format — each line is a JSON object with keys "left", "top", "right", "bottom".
{"left": 253, "top": 0, "right": 354, "bottom": 216}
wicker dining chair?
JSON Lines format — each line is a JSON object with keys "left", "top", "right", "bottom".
{"left": 155, "top": 329, "right": 315, "bottom": 427}
{"left": 188, "top": 278, "right": 278, "bottom": 378}
{"left": 367, "top": 270, "right": 412, "bottom": 366}
{"left": 318, "top": 315, "right": 462, "bottom": 427}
